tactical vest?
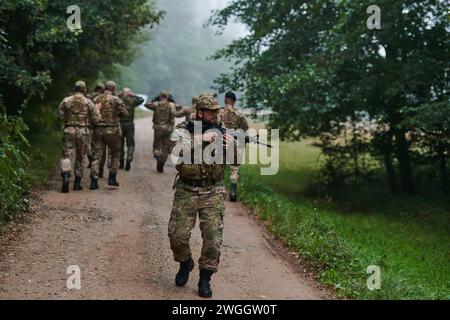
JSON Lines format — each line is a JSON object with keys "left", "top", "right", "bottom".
{"left": 221, "top": 106, "right": 241, "bottom": 130}
{"left": 96, "top": 94, "right": 120, "bottom": 126}
{"left": 120, "top": 96, "right": 136, "bottom": 122}
{"left": 153, "top": 101, "right": 174, "bottom": 127}
{"left": 64, "top": 94, "right": 90, "bottom": 127}
{"left": 174, "top": 122, "right": 224, "bottom": 183}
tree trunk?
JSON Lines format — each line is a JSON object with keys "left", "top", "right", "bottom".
{"left": 384, "top": 151, "right": 399, "bottom": 194}
{"left": 438, "top": 147, "right": 448, "bottom": 192}
{"left": 395, "top": 131, "right": 416, "bottom": 194}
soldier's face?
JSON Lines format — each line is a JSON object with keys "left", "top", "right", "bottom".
{"left": 198, "top": 109, "right": 219, "bottom": 124}
{"left": 225, "top": 98, "right": 235, "bottom": 106}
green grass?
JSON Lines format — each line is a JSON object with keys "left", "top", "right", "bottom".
{"left": 25, "top": 130, "right": 62, "bottom": 186}
{"left": 236, "top": 138, "right": 450, "bottom": 299}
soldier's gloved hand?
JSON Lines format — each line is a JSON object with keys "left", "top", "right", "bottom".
{"left": 203, "top": 132, "right": 218, "bottom": 143}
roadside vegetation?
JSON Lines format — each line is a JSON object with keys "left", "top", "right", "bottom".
{"left": 235, "top": 134, "right": 449, "bottom": 299}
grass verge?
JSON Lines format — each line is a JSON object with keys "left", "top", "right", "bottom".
{"left": 236, "top": 139, "right": 449, "bottom": 299}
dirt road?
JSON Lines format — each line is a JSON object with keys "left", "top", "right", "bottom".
{"left": 0, "top": 118, "right": 329, "bottom": 300}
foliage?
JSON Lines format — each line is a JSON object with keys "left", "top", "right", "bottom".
{"left": 209, "top": 0, "right": 450, "bottom": 194}
{"left": 0, "top": 99, "right": 29, "bottom": 224}
{"left": 0, "top": 0, "right": 163, "bottom": 123}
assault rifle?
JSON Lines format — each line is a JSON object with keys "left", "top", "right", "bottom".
{"left": 186, "top": 121, "right": 273, "bottom": 148}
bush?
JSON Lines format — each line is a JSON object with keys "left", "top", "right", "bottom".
{"left": 0, "top": 100, "right": 30, "bottom": 224}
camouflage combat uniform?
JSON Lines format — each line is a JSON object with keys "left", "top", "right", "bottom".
{"left": 145, "top": 99, "right": 178, "bottom": 166}
{"left": 58, "top": 92, "right": 101, "bottom": 178}
{"left": 220, "top": 104, "right": 249, "bottom": 184}
{"left": 87, "top": 90, "right": 104, "bottom": 167}
{"left": 90, "top": 91, "right": 129, "bottom": 178}
{"left": 168, "top": 95, "right": 227, "bottom": 273}
{"left": 119, "top": 92, "right": 144, "bottom": 165}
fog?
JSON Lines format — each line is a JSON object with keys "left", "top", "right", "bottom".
{"left": 115, "top": 0, "right": 246, "bottom": 106}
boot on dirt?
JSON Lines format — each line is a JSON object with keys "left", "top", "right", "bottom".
{"left": 198, "top": 269, "right": 213, "bottom": 298}
{"left": 73, "top": 176, "right": 83, "bottom": 191}
{"left": 99, "top": 167, "right": 104, "bottom": 179}
{"left": 157, "top": 160, "right": 164, "bottom": 173}
{"left": 229, "top": 183, "right": 237, "bottom": 202}
{"left": 90, "top": 178, "right": 99, "bottom": 190}
{"left": 175, "top": 258, "right": 194, "bottom": 287}
{"left": 108, "top": 173, "right": 119, "bottom": 187}
{"left": 125, "top": 160, "right": 131, "bottom": 171}
{"left": 119, "top": 159, "right": 125, "bottom": 170}
{"left": 61, "top": 172, "right": 70, "bottom": 193}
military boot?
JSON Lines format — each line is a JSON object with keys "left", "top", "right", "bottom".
{"left": 108, "top": 173, "right": 119, "bottom": 187}
{"left": 229, "top": 183, "right": 237, "bottom": 202}
{"left": 125, "top": 160, "right": 131, "bottom": 171}
{"left": 119, "top": 159, "right": 125, "bottom": 170}
{"left": 198, "top": 269, "right": 213, "bottom": 298}
{"left": 61, "top": 172, "right": 70, "bottom": 193}
{"left": 90, "top": 178, "right": 99, "bottom": 190}
{"left": 157, "top": 160, "right": 164, "bottom": 173}
{"left": 73, "top": 176, "right": 83, "bottom": 191}
{"left": 175, "top": 258, "right": 194, "bottom": 287}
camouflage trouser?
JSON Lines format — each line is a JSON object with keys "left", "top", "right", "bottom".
{"left": 60, "top": 127, "right": 89, "bottom": 177}
{"left": 230, "top": 165, "right": 240, "bottom": 184}
{"left": 99, "top": 145, "right": 108, "bottom": 172}
{"left": 86, "top": 130, "right": 93, "bottom": 164}
{"left": 168, "top": 182, "right": 227, "bottom": 273}
{"left": 153, "top": 126, "right": 172, "bottom": 164}
{"left": 120, "top": 121, "right": 135, "bottom": 163}
{"left": 90, "top": 126, "right": 122, "bottom": 178}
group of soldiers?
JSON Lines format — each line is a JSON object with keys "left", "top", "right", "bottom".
{"left": 58, "top": 80, "right": 249, "bottom": 298}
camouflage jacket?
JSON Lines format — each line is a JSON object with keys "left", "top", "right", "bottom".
{"left": 145, "top": 100, "right": 178, "bottom": 130}
{"left": 220, "top": 104, "right": 249, "bottom": 131}
{"left": 58, "top": 93, "right": 101, "bottom": 128}
{"left": 170, "top": 121, "right": 225, "bottom": 185}
{"left": 120, "top": 94, "right": 144, "bottom": 123}
{"left": 94, "top": 91, "right": 129, "bottom": 127}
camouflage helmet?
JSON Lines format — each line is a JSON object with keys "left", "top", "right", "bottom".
{"left": 196, "top": 93, "right": 221, "bottom": 110}
{"left": 74, "top": 80, "right": 86, "bottom": 92}
{"left": 94, "top": 82, "right": 105, "bottom": 92}
{"left": 160, "top": 90, "right": 170, "bottom": 99}
{"left": 105, "top": 80, "right": 116, "bottom": 91}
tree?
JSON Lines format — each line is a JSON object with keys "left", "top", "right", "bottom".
{"left": 209, "top": 0, "right": 449, "bottom": 194}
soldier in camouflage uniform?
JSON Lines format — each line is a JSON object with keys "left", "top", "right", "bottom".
{"left": 220, "top": 91, "right": 249, "bottom": 202}
{"left": 168, "top": 93, "right": 235, "bottom": 298}
{"left": 90, "top": 81, "right": 129, "bottom": 189}
{"left": 174, "top": 96, "right": 197, "bottom": 122}
{"left": 58, "top": 81, "right": 101, "bottom": 193}
{"left": 145, "top": 91, "right": 183, "bottom": 173}
{"left": 118, "top": 87, "right": 144, "bottom": 171}
{"left": 87, "top": 82, "right": 105, "bottom": 169}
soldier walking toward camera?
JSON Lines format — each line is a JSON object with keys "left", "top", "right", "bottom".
{"left": 220, "top": 91, "right": 249, "bottom": 201}
{"left": 58, "top": 81, "right": 101, "bottom": 193}
{"left": 90, "top": 81, "right": 129, "bottom": 189}
{"left": 145, "top": 90, "right": 179, "bottom": 173}
{"left": 168, "top": 93, "right": 235, "bottom": 298}
{"left": 118, "top": 87, "right": 144, "bottom": 171}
